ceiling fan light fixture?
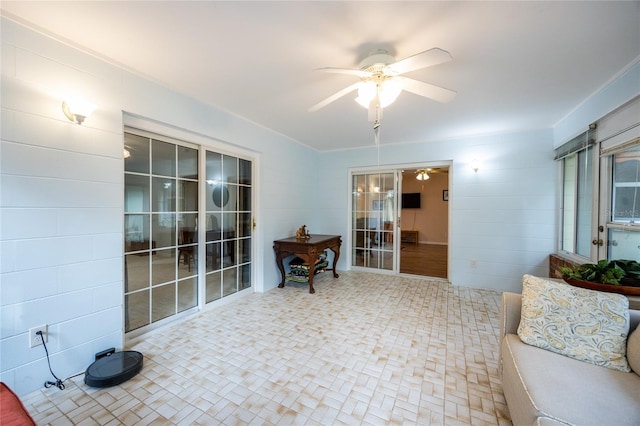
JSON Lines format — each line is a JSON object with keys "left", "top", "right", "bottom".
{"left": 379, "top": 78, "right": 402, "bottom": 107}
{"left": 355, "top": 81, "right": 377, "bottom": 108}
{"left": 416, "top": 170, "right": 430, "bottom": 181}
{"left": 311, "top": 47, "right": 455, "bottom": 116}
{"left": 355, "top": 78, "right": 402, "bottom": 109}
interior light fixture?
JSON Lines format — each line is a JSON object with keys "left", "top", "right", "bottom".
{"left": 62, "top": 99, "right": 96, "bottom": 125}
{"left": 471, "top": 159, "right": 480, "bottom": 173}
{"left": 123, "top": 148, "right": 131, "bottom": 159}
{"left": 416, "top": 170, "right": 430, "bottom": 181}
{"left": 355, "top": 77, "right": 402, "bottom": 109}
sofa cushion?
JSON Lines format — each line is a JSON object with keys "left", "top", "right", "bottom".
{"left": 628, "top": 325, "right": 640, "bottom": 374}
{"left": 517, "top": 275, "right": 630, "bottom": 372}
{"left": 502, "top": 334, "right": 640, "bottom": 426}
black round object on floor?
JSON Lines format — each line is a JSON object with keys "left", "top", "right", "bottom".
{"left": 84, "top": 351, "right": 143, "bottom": 388}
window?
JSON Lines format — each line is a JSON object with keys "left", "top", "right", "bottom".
{"left": 611, "top": 150, "right": 640, "bottom": 223}
{"left": 558, "top": 95, "right": 640, "bottom": 263}
{"left": 557, "top": 131, "right": 596, "bottom": 260}
{"left": 605, "top": 147, "right": 640, "bottom": 260}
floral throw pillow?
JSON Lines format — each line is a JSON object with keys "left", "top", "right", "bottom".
{"left": 517, "top": 275, "right": 631, "bottom": 372}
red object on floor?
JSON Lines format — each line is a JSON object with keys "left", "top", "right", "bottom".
{"left": 0, "top": 382, "right": 36, "bottom": 426}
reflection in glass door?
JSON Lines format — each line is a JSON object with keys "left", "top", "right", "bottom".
{"left": 124, "top": 132, "right": 199, "bottom": 333}
{"left": 351, "top": 172, "right": 397, "bottom": 271}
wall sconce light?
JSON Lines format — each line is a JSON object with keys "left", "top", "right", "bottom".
{"left": 62, "top": 99, "right": 95, "bottom": 125}
{"left": 470, "top": 159, "right": 480, "bottom": 173}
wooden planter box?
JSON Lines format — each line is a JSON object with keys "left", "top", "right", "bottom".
{"left": 563, "top": 277, "right": 640, "bottom": 296}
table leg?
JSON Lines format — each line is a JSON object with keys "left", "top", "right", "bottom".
{"left": 295, "top": 252, "right": 316, "bottom": 294}
{"left": 273, "top": 243, "right": 287, "bottom": 288}
{"left": 330, "top": 246, "right": 340, "bottom": 278}
{"left": 308, "top": 269, "right": 316, "bottom": 294}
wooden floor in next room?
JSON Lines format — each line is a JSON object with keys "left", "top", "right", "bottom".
{"left": 400, "top": 243, "right": 448, "bottom": 279}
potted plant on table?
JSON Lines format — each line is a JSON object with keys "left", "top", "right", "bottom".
{"left": 560, "top": 259, "right": 640, "bottom": 295}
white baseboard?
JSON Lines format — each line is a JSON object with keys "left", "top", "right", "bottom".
{"left": 419, "top": 241, "right": 448, "bottom": 246}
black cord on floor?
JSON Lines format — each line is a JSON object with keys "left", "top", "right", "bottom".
{"left": 37, "top": 331, "right": 65, "bottom": 390}
{"left": 37, "top": 331, "right": 84, "bottom": 390}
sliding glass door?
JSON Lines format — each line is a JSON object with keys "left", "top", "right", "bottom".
{"left": 124, "top": 130, "right": 254, "bottom": 335}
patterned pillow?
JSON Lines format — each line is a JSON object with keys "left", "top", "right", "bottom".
{"left": 517, "top": 275, "right": 631, "bottom": 372}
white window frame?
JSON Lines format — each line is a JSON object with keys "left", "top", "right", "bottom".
{"left": 558, "top": 95, "right": 640, "bottom": 263}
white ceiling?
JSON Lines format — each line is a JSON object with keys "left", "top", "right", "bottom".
{"left": 2, "top": 1, "right": 639, "bottom": 151}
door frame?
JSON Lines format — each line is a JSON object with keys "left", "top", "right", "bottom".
{"left": 123, "top": 114, "right": 260, "bottom": 341}
{"left": 347, "top": 160, "right": 452, "bottom": 278}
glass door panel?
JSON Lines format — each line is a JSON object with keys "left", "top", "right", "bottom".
{"left": 351, "top": 171, "right": 396, "bottom": 271}
{"left": 205, "top": 152, "right": 253, "bottom": 303}
{"left": 124, "top": 132, "right": 198, "bottom": 333}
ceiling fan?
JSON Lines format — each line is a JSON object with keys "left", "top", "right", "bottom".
{"left": 309, "top": 48, "right": 457, "bottom": 122}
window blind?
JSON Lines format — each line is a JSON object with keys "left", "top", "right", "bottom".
{"left": 554, "top": 126, "right": 596, "bottom": 160}
{"left": 598, "top": 95, "right": 640, "bottom": 156}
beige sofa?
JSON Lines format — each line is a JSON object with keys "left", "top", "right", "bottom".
{"left": 500, "top": 291, "right": 640, "bottom": 426}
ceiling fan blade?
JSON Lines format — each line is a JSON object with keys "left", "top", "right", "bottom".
{"left": 316, "top": 67, "right": 371, "bottom": 78}
{"left": 398, "top": 76, "right": 457, "bottom": 103}
{"left": 309, "top": 82, "right": 361, "bottom": 112}
{"left": 385, "top": 48, "right": 452, "bottom": 75}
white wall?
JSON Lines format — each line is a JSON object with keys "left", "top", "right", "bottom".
{"left": 317, "top": 129, "right": 557, "bottom": 292}
{"left": 0, "top": 17, "right": 317, "bottom": 395}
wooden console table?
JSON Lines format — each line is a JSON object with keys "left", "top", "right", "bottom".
{"left": 401, "top": 230, "right": 419, "bottom": 245}
{"left": 273, "top": 234, "right": 341, "bottom": 294}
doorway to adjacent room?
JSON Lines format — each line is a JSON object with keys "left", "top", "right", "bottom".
{"left": 349, "top": 163, "right": 450, "bottom": 279}
{"left": 399, "top": 167, "right": 449, "bottom": 279}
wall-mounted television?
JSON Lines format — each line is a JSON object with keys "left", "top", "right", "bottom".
{"left": 402, "top": 192, "right": 421, "bottom": 209}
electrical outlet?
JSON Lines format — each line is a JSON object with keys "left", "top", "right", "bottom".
{"left": 29, "top": 325, "right": 48, "bottom": 348}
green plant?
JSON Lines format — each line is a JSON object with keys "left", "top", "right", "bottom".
{"left": 560, "top": 259, "right": 625, "bottom": 285}
{"left": 611, "top": 259, "right": 640, "bottom": 280}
